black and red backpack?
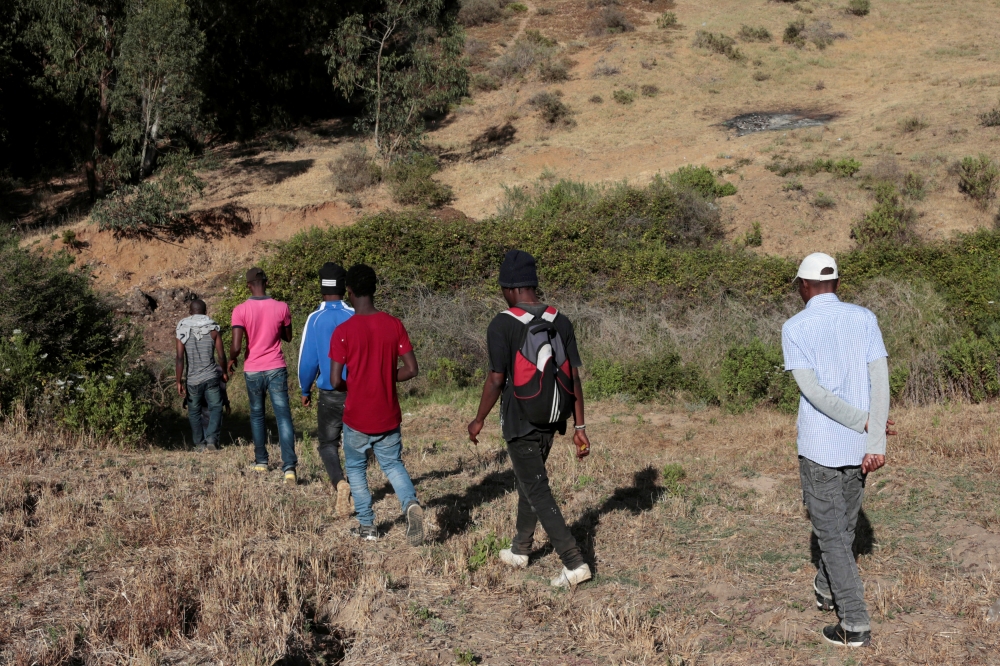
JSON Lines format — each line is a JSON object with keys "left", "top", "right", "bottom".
{"left": 504, "top": 306, "right": 575, "bottom": 426}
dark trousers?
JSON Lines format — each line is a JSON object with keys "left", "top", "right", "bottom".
{"left": 187, "top": 378, "right": 223, "bottom": 447}
{"left": 508, "top": 432, "right": 584, "bottom": 570}
{"left": 799, "top": 455, "right": 871, "bottom": 632}
{"left": 317, "top": 389, "right": 346, "bottom": 484}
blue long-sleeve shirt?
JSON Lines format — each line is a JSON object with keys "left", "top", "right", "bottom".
{"left": 298, "top": 300, "right": 354, "bottom": 395}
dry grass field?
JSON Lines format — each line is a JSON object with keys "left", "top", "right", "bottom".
{"left": 3, "top": 395, "right": 999, "bottom": 664}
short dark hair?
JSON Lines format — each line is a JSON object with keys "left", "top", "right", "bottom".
{"left": 189, "top": 298, "right": 207, "bottom": 315}
{"left": 346, "top": 264, "right": 377, "bottom": 298}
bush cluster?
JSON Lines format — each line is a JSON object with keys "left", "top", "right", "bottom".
{"left": 528, "top": 91, "right": 574, "bottom": 127}
{"left": 738, "top": 25, "right": 772, "bottom": 42}
{"left": 957, "top": 154, "right": 1000, "bottom": 209}
{"left": 585, "top": 352, "right": 710, "bottom": 402}
{"left": 386, "top": 153, "right": 453, "bottom": 208}
{"left": 91, "top": 154, "right": 203, "bottom": 235}
{"left": 458, "top": 0, "right": 513, "bottom": 26}
{"left": 720, "top": 339, "right": 798, "bottom": 413}
{"left": 766, "top": 157, "right": 861, "bottom": 178}
{"left": 850, "top": 182, "right": 916, "bottom": 248}
{"left": 0, "top": 237, "right": 151, "bottom": 444}
{"left": 846, "top": 0, "right": 870, "bottom": 16}
{"left": 588, "top": 7, "right": 635, "bottom": 36}
{"left": 329, "top": 145, "right": 382, "bottom": 193}
{"left": 693, "top": 31, "right": 745, "bottom": 62}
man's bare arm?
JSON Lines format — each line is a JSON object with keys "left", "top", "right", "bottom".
{"left": 468, "top": 371, "right": 505, "bottom": 444}
{"left": 175, "top": 339, "right": 186, "bottom": 396}
{"left": 396, "top": 350, "right": 418, "bottom": 382}
{"left": 228, "top": 327, "right": 244, "bottom": 374}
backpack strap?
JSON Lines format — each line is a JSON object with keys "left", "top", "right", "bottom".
{"left": 503, "top": 306, "right": 559, "bottom": 324}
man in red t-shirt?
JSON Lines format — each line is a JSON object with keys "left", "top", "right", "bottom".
{"left": 228, "top": 267, "right": 297, "bottom": 483}
{"left": 328, "top": 264, "right": 423, "bottom": 545}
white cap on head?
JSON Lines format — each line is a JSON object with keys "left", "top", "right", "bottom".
{"left": 797, "top": 252, "right": 839, "bottom": 281}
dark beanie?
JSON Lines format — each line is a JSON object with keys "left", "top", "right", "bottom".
{"left": 318, "top": 262, "right": 347, "bottom": 295}
{"left": 498, "top": 249, "right": 538, "bottom": 289}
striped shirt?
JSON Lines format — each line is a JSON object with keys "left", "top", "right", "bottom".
{"left": 782, "top": 293, "right": 888, "bottom": 467}
{"left": 184, "top": 333, "right": 218, "bottom": 386}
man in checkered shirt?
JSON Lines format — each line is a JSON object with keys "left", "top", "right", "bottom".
{"left": 782, "top": 253, "right": 895, "bottom": 649}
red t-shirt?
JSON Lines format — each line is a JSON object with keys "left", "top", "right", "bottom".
{"left": 329, "top": 311, "right": 413, "bottom": 434}
{"left": 231, "top": 297, "right": 291, "bottom": 372}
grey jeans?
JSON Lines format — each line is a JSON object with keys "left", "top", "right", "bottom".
{"left": 799, "top": 456, "right": 871, "bottom": 632}
{"left": 316, "top": 389, "right": 347, "bottom": 484}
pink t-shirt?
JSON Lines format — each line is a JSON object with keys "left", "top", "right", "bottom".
{"left": 231, "top": 297, "right": 291, "bottom": 372}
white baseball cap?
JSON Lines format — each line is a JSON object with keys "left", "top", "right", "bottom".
{"left": 797, "top": 252, "right": 839, "bottom": 281}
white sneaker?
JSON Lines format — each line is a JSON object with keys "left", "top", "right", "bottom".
{"left": 499, "top": 548, "right": 528, "bottom": 569}
{"left": 551, "top": 563, "right": 592, "bottom": 588}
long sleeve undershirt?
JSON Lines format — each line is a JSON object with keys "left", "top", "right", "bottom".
{"left": 791, "top": 356, "right": 890, "bottom": 456}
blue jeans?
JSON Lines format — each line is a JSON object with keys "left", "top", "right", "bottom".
{"left": 342, "top": 424, "right": 418, "bottom": 526}
{"left": 244, "top": 368, "right": 297, "bottom": 471}
{"left": 187, "top": 379, "right": 223, "bottom": 447}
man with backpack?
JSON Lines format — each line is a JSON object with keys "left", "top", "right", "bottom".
{"left": 782, "top": 252, "right": 895, "bottom": 648}
{"left": 298, "top": 262, "right": 354, "bottom": 516}
{"left": 467, "top": 249, "right": 593, "bottom": 588}
{"left": 328, "top": 264, "right": 424, "bottom": 545}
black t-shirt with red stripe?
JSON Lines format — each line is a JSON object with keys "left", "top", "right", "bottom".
{"left": 486, "top": 302, "right": 583, "bottom": 441}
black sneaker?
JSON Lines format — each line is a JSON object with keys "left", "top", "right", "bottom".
{"left": 205, "top": 442, "right": 219, "bottom": 451}
{"left": 822, "top": 624, "right": 870, "bottom": 648}
{"left": 405, "top": 502, "right": 424, "bottom": 546}
{"left": 352, "top": 524, "right": 378, "bottom": 541}
{"left": 814, "top": 581, "right": 835, "bottom": 612}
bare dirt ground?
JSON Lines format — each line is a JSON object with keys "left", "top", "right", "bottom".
{"left": 9, "top": 0, "right": 1000, "bottom": 299}
{"left": 2, "top": 398, "right": 998, "bottom": 664}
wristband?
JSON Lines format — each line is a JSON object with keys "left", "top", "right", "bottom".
{"left": 574, "top": 425, "right": 586, "bottom": 430}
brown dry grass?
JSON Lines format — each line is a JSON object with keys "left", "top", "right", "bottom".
{"left": 3, "top": 396, "right": 999, "bottom": 664}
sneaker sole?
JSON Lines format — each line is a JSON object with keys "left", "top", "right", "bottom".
{"left": 823, "top": 633, "right": 870, "bottom": 648}
{"left": 406, "top": 504, "right": 424, "bottom": 546}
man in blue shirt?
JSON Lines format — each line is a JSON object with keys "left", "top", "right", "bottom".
{"left": 299, "top": 262, "right": 354, "bottom": 515}
{"left": 782, "top": 252, "right": 895, "bottom": 649}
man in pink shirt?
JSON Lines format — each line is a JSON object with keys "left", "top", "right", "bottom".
{"left": 228, "top": 267, "right": 297, "bottom": 483}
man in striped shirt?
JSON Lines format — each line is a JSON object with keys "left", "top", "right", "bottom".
{"left": 175, "top": 298, "right": 227, "bottom": 451}
{"left": 298, "top": 262, "right": 354, "bottom": 516}
{"left": 782, "top": 252, "right": 894, "bottom": 648}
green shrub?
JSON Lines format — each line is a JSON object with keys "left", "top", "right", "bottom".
{"left": 783, "top": 20, "right": 806, "bottom": 47}
{"left": 329, "top": 145, "right": 382, "bottom": 193}
{"left": 738, "top": 25, "right": 772, "bottom": 42}
{"left": 585, "top": 352, "right": 710, "bottom": 402}
{"left": 743, "top": 221, "right": 763, "bottom": 247}
{"left": 902, "top": 172, "right": 926, "bottom": 200}
{"left": 612, "top": 89, "right": 634, "bottom": 104}
{"left": 850, "top": 182, "right": 916, "bottom": 247}
{"left": 471, "top": 73, "right": 501, "bottom": 91}
{"left": 528, "top": 91, "right": 573, "bottom": 126}
{"left": 538, "top": 58, "right": 570, "bottom": 82}
{"left": 980, "top": 108, "right": 1000, "bottom": 128}
{"left": 656, "top": 12, "right": 678, "bottom": 29}
{"left": 458, "top": 0, "right": 512, "bottom": 26}
{"left": 0, "top": 237, "right": 152, "bottom": 440}
{"left": 508, "top": 2, "right": 527, "bottom": 11}
{"left": 720, "top": 339, "right": 796, "bottom": 413}
{"left": 767, "top": 157, "right": 860, "bottom": 178}
{"left": 846, "top": 0, "right": 870, "bottom": 16}
{"left": 957, "top": 154, "right": 1000, "bottom": 210}
{"left": 91, "top": 154, "right": 203, "bottom": 234}
{"left": 589, "top": 94, "right": 604, "bottom": 103}
{"left": 386, "top": 153, "right": 454, "bottom": 207}
{"left": 898, "top": 116, "right": 928, "bottom": 133}
{"left": 693, "top": 31, "right": 745, "bottom": 61}
{"left": 467, "top": 532, "right": 511, "bottom": 571}
{"left": 588, "top": 7, "right": 635, "bottom": 36}
{"left": 670, "top": 165, "right": 737, "bottom": 199}
{"left": 490, "top": 32, "right": 556, "bottom": 79}
{"left": 59, "top": 373, "right": 151, "bottom": 446}
{"left": 813, "top": 192, "right": 836, "bottom": 208}
{"left": 940, "top": 334, "right": 1000, "bottom": 402}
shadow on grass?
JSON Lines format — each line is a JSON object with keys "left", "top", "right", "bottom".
{"left": 562, "top": 466, "right": 666, "bottom": 572}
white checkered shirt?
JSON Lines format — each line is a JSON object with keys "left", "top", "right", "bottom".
{"left": 782, "top": 293, "right": 888, "bottom": 467}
